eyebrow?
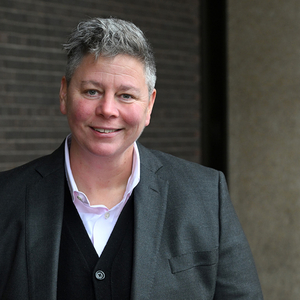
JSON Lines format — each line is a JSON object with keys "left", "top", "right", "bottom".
{"left": 81, "top": 81, "right": 141, "bottom": 94}
{"left": 81, "top": 81, "right": 103, "bottom": 88}
{"left": 118, "top": 85, "right": 140, "bottom": 94}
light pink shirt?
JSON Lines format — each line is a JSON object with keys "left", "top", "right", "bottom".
{"left": 64, "top": 134, "right": 140, "bottom": 256}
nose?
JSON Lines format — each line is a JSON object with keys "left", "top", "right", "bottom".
{"left": 95, "top": 93, "right": 119, "bottom": 119}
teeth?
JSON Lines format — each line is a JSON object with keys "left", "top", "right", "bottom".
{"left": 94, "top": 128, "right": 117, "bottom": 133}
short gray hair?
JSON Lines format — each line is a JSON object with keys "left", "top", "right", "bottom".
{"left": 63, "top": 17, "right": 156, "bottom": 94}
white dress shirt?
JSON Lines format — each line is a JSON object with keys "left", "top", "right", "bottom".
{"left": 64, "top": 135, "right": 140, "bottom": 256}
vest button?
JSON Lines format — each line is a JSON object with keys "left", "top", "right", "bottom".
{"left": 95, "top": 270, "right": 105, "bottom": 280}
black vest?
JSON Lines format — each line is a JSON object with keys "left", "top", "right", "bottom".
{"left": 57, "top": 183, "right": 134, "bottom": 300}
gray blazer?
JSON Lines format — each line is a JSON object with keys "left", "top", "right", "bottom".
{"left": 0, "top": 141, "right": 263, "bottom": 299}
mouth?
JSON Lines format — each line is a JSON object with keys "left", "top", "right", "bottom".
{"left": 92, "top": 128, "right": 120, "bottom": 133}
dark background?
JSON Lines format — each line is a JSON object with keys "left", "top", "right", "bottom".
{"left": 0, "top": 0, "right": 226, "bottom": 174}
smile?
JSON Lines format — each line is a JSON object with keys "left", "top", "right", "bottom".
{"left": 93, "top": 128, "right": 119, "bottom": 133}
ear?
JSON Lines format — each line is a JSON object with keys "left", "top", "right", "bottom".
{"left": 145, "top": 88, "right": 156, "bottom": 127}
{"left": 59, "top": 76, "right": 68, "bottom": 115}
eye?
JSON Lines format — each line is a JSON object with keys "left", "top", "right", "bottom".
{"left": 121, "top": 94, "right": 132, "bottom": 100}
{"left": 120, "top": 94, "right": 136, "bottom": 103}
{"left": 86, "top": 90, "right": 98, "bottom": 96}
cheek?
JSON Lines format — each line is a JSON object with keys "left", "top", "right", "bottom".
{"left": 67, "top": 101, "right": 92, "bottom": 124}
{"left": 122, "top": 107, "right": 148, "bottom": 128}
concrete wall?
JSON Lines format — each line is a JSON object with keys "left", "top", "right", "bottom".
{"left": 0, "top": 0, "right": 200, "bottom": 171}
{"left": 228, "top": 1, "right": 300, "bottom": 299}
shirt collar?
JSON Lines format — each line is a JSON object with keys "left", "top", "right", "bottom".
{"left": 64, "top": 134, "right": 140, "bottom": 207}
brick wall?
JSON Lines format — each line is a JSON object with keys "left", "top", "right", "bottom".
{"left": 0, "top": 0, "right": 200, "bottom": 171}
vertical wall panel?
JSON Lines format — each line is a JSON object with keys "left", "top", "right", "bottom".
{"left": 228, "top": 1, "right": 300, "bottom": 298}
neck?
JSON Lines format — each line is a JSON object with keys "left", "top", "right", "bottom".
{"left": 69, "top": 145, "right": 134, "bottom": 208}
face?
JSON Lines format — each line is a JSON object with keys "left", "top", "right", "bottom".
{"left": 60, "top": 54, "right": 156, "bottom": 161}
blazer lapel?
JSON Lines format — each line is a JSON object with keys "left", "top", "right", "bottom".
{"left": 25, "top": 142, "right": 168, "bottom": 300}
{"left": 25, "top": 146, "right": 65, "bottom": 300}
{"left": 131, "top": 145, "right": 169, "bottom": 300}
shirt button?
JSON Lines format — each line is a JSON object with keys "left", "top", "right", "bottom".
{"left": 104, "top": 212, "right": 110, "bottom": 219}
{"left": 95, "top": 270, "right": 105, "bottom": 280}
{"left": 77, "top": 195, "right": 82, "bottom": 201}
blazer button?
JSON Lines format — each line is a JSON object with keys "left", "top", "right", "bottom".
{"left": 95, "top": 270, "right": 105, "bottom": 280}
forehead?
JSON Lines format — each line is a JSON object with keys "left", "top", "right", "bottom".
{"left": 76, "top": 54, "right": 146, "bottom": 80}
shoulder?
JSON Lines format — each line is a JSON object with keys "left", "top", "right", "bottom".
{"left": 137, "top": 143, "right": 226, "bottom": 197}
{"left": 0, "top": 141, "right": 65, "bottom": 188}
{"left": 138, "top": 142, "right": 221, "bottom": 181}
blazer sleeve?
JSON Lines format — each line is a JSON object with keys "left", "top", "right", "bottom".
{"left": 214, "top": 172, "right": 264, "bottom": 299}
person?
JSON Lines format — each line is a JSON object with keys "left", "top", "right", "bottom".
{"left": 0, "top": 17, "right": 263, "bottom": 300}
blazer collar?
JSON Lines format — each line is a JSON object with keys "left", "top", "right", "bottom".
{"left": 131, "top": 143, "right": 169, "bottom": 300}
{"left": 26, "top": 142, "right": 66, "bottom": 300}
{"left": 26, "top": 141, "right": 169, "bottom": 300}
